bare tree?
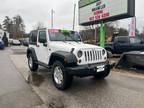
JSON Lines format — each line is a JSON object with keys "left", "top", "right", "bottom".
{"left": 33, "top": 22, "right": 45, "bottom": 30}
{"left": 118, "top": 28, "right": 128, "bottom": 36}
{"left": 13, "top": 15, "right": 25, "bottom": 38}
{"left": 3, "top": 16, "right": 12, "bottom": 32}
{"left": 3, "top": 15, "right": 25, "bottom": 39}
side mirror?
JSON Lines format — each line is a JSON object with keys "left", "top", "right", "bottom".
{"left": 39, "top": 38, "right": 47, "bottom": 43}
{"left": 43, "top": 43, "right": 47, "bottom": 47}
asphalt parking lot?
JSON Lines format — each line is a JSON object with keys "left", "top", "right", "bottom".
{"left": 8, "top": 46, "right": 144, "bottom": 108}
{"left": 0, "top": 47, "right": 42, "bottom": 108}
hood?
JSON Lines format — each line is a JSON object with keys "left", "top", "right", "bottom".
{"left": 49, "top": 41, "right": 103, "bottom": 52}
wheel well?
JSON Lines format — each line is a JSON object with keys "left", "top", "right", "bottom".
{"left": 106, "top": 48, "right": 113, "bottom": 53}
{"left": 27, "top": 50, "right": 32, "bottom": 58}
{"left": 49, "top": 55, "right": 65, "bottom": 66}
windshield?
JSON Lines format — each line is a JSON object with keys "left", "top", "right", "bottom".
{"left": 48, "top": 29, "right": 81, "bottom": 41}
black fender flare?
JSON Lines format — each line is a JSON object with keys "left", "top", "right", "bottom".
{"left": 105, "top": 47, "right": 114, "bottom": 53}
{"left": 27, "top": 47, "right": 38, "bottom": 61}
{"left": 49, "top": 51, "right": 77, "bottom": 66}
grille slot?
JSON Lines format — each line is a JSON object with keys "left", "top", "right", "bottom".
{"left": 84, "top": 49, "right": 103, "bottom": 62}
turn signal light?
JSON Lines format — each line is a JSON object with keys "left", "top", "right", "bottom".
{"left": 79, "top": 59, "right": 82, "bottom": 63}
{"left": 64, "top": 58, "right": 67, "bottom": 62}
{"left": 104, "top": 57, "right": 107, "bottom": 60}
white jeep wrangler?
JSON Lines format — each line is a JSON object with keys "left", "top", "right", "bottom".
{"left": 27, "top": 28, "right": 115, "bottom": 90}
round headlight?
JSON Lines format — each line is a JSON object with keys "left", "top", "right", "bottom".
{"left": 77, "top": 50, "right": 83, "bottom": 58}
{"left": 102, "top": 49, "right": 106, "bottom": 55}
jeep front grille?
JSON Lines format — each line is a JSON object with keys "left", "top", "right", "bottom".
{"left": 84, "top": 49, "right": 103, "bottom": 62}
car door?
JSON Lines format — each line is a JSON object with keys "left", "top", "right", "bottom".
{"left": 129, "top": 37, "right": 144, "bottom": 51}
{"left": 36, "top": 30, "right": 49, "bottom": 64}
{"left": 114, "top": 37, "right": 130, "bottom": 54}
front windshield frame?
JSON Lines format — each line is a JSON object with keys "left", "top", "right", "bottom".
{"left": 48, "top": 29, "right": 82, "bottom": 42}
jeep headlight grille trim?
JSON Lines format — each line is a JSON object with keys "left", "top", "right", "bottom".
{"left": 102, "top": 49, "right": 106, "bottom": 55}
{"left": 84, "top": 49, "right": 103, "bottom": 62}
{"left": 77, "top": 50, "right": 83, "bottom": 58}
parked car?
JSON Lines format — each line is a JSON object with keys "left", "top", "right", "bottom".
{"left": 0, "top": 39, "right": 4, "bottom": 49}
{"left": 12, "top": 39, "right": 21, "bottom": 45}
{"left": 23, "top": 38, "right": 29, "bottom": 46}
{"left": 104, "top": 36, "right": 144, "bottom": 54}
{"left": 27, "top": 29, "right": 115, "bottom": 90}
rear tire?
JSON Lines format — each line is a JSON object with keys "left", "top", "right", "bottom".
{"left": 94, "top": 68, "right": 110, "bottom": 79}
{"left": 52, "top": 61, "right": 73, "bottom": 90}
{"left": 28, "top": 53, "right": 38, "bottom": 72}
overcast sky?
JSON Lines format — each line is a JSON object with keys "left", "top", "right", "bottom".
{"left": 0, "top": 0, "right": 144, "bottom": 33}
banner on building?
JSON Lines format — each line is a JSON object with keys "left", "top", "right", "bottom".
{"left": 129, "top": 17, "right": 136, "bottom": 37}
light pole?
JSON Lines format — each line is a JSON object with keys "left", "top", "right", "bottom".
{"left": 51, "top": 9, "right": 54, "bottom": 29}
{"left": 73, "top": 4, "right": 76, "bottom": 30}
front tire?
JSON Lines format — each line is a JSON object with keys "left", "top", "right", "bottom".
{"left": 52, "top": 61, "right": 73, "bottom": 90}
{"left": 94, "top": 68, "right": 110, "bottom": 79}
{"left": 28, "top": 53, "right": 38, "bottom": 72}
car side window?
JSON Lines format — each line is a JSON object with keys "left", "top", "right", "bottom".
{"left": 29, "top": 31, "right": 37, "bottom": 44}
{"left": 117, "top": 37, "right": 128, "bottom": 44}
{"left": 38, "top": 31, "right": 47, "bottom": 43}
{"left": 130, "top": 38, "right": 141, "bottom": 44}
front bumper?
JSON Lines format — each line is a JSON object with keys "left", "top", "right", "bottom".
{"left": 66, "top": 61, "right": 115, "bottom": 77}
{"left": 12, "top": 43, "right": 21, "bottom": 45}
